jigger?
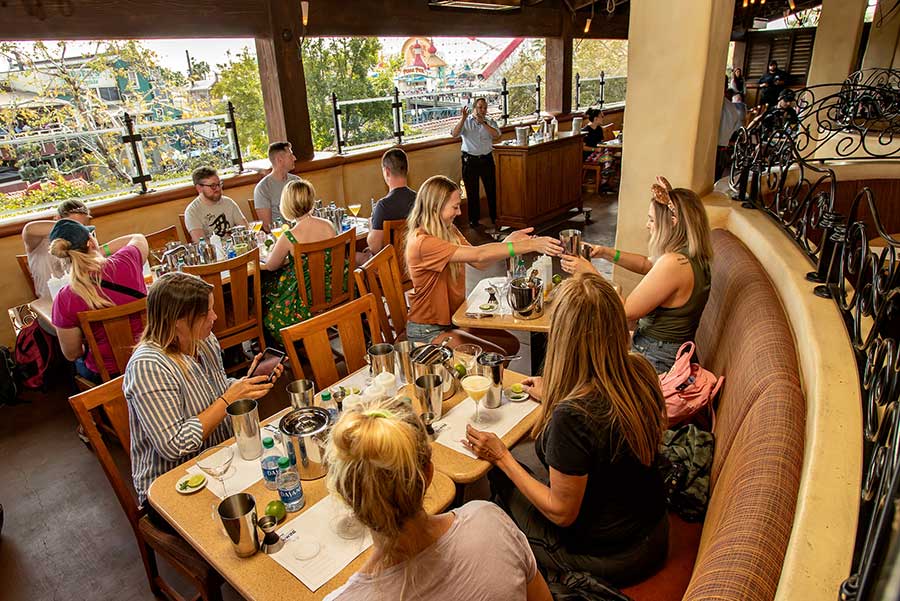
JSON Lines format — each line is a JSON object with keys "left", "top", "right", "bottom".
{"left": 258, "top": 515, "right": 285, "bottom": 554}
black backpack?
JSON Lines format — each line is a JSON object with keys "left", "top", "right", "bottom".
{"left": 0, "top": 345, "right": 19, "bottom": 406}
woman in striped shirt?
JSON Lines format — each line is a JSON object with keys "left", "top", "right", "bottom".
{"left": 124, "top": 272, "right": 283, "bottom": 507}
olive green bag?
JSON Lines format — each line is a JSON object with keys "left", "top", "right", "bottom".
{"left": 658, "top": 424, "right": 715, "bottom": 522}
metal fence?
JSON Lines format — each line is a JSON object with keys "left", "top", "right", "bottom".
{"left": 573, "top": 72, "right": 627, "bottom": 111}
{"left": 0, "top": 102, "right": 245, "bottom": 219}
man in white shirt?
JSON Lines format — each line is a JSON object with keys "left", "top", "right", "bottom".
{"left": 450, "top": 97, "right": 501, "bottom": 229}
{"left": 253, "top": 141, "right": 300, "bottom": 232}
{"left": 184, "top": 167, "right": 248, "bottom": 242}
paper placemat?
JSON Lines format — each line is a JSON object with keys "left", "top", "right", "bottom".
{"left": 185, "top": 443, "right": 264, "bottom": 499}
{"left": 466, "top": 276, "right": 512, "bottom": 316}
{"left": 271, "top": 494, "right": 373, "bottom": 591}
{"left": 433, "top": 394, "right": 539, "bottom": 458}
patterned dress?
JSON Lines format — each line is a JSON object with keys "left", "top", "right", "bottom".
{"left": 262, "top": 230, "right": 350, "bottom": 341}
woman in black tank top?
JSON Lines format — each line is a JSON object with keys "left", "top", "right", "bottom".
{"left": 561, "top": 176, "right": 713, "bottom": 372}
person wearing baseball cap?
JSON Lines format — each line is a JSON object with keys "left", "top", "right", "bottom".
{"left": 21, "top": 199, "right": 93, "bottom": 299}
{"left": 49, "top": 218, "right": 150, "bottom": 383}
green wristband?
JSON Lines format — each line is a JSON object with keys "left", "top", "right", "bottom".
{"left": 102, "top": 243, "right": 111, "bottom": 257}
{"left": 613, "top": 249, "right": 621, "bottom": 263}
{"left": 507, "top": 242, "right": 516, "bottom": 258}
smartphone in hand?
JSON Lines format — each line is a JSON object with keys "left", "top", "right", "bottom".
{"left": 250, "top": 348, "right": 286, "bottom": 383}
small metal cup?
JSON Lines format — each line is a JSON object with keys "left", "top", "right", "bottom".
{"left": 394, "top": 340, "right": 415, "bottom": 384}
{"left": 559, "top": 229, "right": 583, "bottom": 257}
{"left": 286, "top": 380, "right": 315, "bottom": 410}
{"left": 226, "top": 399, "right": 262, "bottom": 461}
{"left": 367, "top": 343, "right": 395, "bottom": 376}
{"left": 218, "top": 493, "right": 259, "bottom": 558}
{"left": 415, "top": 374, "right": 444, "bottom": 421}
{"left": 258, "top": 515, "right": 285, "bottom": 554}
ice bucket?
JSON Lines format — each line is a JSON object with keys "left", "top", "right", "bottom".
{"left": 279, "top": 407, "right": 331, "bottom": 480}
{"left": 507, "top": 277, "right": 544, "bottom": 320}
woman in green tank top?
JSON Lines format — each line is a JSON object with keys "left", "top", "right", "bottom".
{"left": 261, "top": 179, "right": 346, "bottom": 343}
{"left": 561, "top": 176, "right": 713, "bottom": 372}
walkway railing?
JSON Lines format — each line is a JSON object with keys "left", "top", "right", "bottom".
{"left": 729, "top": 68, "right": 900, "bottom": 601}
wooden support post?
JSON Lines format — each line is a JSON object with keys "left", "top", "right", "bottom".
{"left": 255, "top": 0, "right": 315, "bottom": 161}
{"left": 545, "top": 17, "right": 573, "bottom": 116}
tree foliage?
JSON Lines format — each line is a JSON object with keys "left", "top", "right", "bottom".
{"left": 211, "top": 48, "right": 268, "bottom": 160}
{"left": 573, "top": 39, "right": 628, "bottom": 108}
{"left": 499, "top": 39, "right": 545, "bottom": 119}
{"left": 302, "top": 37, "right": 398, "bottom": 151}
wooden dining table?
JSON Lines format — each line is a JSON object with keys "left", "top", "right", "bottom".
{"left": 147, "top": 404, "right": 456, "bottom": 601}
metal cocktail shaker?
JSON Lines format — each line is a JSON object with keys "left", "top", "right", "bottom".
{"left": 226, "top": 399, "right": 262, "bottom": 461}
{"left": 218, "top": 493, "right": 259, "bottom": 558}
{"left": 476, "top": 352, "right": 505, "bottom": 409}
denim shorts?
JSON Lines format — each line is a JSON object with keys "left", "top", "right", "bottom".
{"left": 631, "top": 331, "right": 682, "bottom": 374}
{"left": 406, "top": 321, "right": 449, "bottom": 345}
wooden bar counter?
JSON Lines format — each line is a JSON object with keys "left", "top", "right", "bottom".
{"left": 492, "top": 130, "right": 583, "bottom": 229}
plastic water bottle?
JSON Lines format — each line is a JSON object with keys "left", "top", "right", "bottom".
{"left": 260, "top": 437, "right": 280, "bottom": 491}
{"left": 515, "top": 256, "right": 527, "bottom": 280}
{"left": 320, "top": 390, "right": 338, "bottom": 423}
{"left": 276, "top": 456, "right": 305, "bottom": 512}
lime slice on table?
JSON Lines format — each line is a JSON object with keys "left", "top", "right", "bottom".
{"left": 454, "top": 363, "right": 467, "bottom": 378}
{"left": 479, "top": 303, "right": 495, "bottom": 311}
{"left": 186, "top": 474, "right": 206, "bottom": 488}
{"left": 510, "top": 383, "right": 524, "bottom": 394}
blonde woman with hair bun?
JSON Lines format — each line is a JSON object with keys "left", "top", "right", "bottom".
{"left": 323, "top": 399, "right": 552, "bottom": 601}
{"left": 260, "top": 177, "right": 337, "bottom": 340}
{"left": 48, "top": 218, "right": 150, "bottom": 383}
{"left": 561, "top": 176, "right": 713, "bottom": 372}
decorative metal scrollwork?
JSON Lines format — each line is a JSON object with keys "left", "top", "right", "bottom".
{"left": 730, "top": 69, "right": 900, "bottom": 601}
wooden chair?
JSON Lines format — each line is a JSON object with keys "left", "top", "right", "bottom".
{"left": 247, "top": 198, "right": 260, "bottom": 222}
{"left": 290, "top": 228, "right": 356, "bottom": 315}
{"left": 280, "top": 293, "right": 383, "bottom": 390}
{"left": 16, "top": 254, "right": 37, "bottom": 298}
{"left": 76, "top": 298, "right": 147, "bottom": 385}
{"left": 178, "top": 214, "right": 190, "bottom": 241}
{"left": 146, "top": 225, "right": 180, "bottom": 250}
{"left": 582, "top": 153, "right": 603, "bottom": 195}
{"left": 382, "top": 219, "right": 412, "bottom": 290}
{"left": 183, "top": 247, "right": 265, "bottom": 373}
{"left": 354, "top": 245, "right": 409, "bottom": 344}
{"left": 69, "top": 378, "right": 223, "bottom": 601}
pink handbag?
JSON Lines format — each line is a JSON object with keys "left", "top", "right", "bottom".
{"left": 659, "top": 342, "right": 724, "bottom": 428}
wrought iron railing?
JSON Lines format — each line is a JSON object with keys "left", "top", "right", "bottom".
{"left": 729, "top": 68, "right": 900, "bottom": 601}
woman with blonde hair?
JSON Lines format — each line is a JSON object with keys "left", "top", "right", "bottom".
{"left": 124, "top": 272, "right": 282, "bottom": 508}
{"left": 562, "top": 176, "right": 713, "bottom": 372}
{"left": 324, "top": 399, "right": 552, "bottom": 601}
{"left": 49, "top": 218, "right": 150, "bottom": 383}
{"left": 466, "top": 273, "right": 668, "bottom": 586}
{"left": 405, "top": 175, "right": 562, "bottom": 352}
{"left": 261, "top": 178, "right": 338, "bottom": 340}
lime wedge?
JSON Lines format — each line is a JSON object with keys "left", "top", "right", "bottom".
{"left": 511, "top": 383, "right": 524, "bottom": 394}
{"left": 454, "top": 363, "right": 467, "bottom": 378}
{"left": 186, "top": 474, "right": 206, "bottom": 488}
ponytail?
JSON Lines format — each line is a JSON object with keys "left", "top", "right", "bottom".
{"left": 49, "top": 237, "right": 112, "bottom": 310}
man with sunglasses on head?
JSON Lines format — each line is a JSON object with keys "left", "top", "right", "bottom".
{"left": 21, "top": 199, "right": 94, "bottom": 299}
{"left": 185, "top": 166, "right": 248, "bottom": 242}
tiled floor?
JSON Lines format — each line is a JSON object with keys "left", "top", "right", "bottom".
{"left": 0, "top": 191, "right": 618, "bottom": 601}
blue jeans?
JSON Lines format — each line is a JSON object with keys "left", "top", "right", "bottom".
{"left": 75, "top": 357, "right": 102, "bottom": 384}
{"left": 631, "top": 331, "right": 682, "bottom": 374}
{"left": 406, "top": 321, "right": 449, "bottom": 345}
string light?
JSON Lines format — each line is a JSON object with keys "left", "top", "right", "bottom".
{"left": 301, "top": 1, "right": 309, "bottom": 27}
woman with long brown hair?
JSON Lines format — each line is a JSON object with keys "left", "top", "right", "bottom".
{"left": 562, "top": 176, "right": 713, "bottom": 372}
{"left": 405, "top": 174, "right": 562, "bottom": 351}
{"left": 324, "top": 398, "right": 552, "bottom": 601}
{"left": 123, "top": 272, "right": 283, "bottom": 508}
{"left": 465, "top": 273, "right": 668, "bottom": 586}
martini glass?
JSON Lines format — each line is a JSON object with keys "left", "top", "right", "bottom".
{"left": 196, "top": 445, "right": 235, "bottom": 535}
{"left": 530, "top": 121, "right": 541, "bottom": 142}
{"left": 348, "top": 203, "right": 362, "bottom": 217}
{"left": 331, "top": 502, "right": 366, "bottom": 540}
{"left": 461, "top": 374, "right": 492, "bottom": 424}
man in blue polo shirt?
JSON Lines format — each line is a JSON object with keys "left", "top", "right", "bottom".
{"left": 450, "top": 97, "right": 501, "bottom": 229}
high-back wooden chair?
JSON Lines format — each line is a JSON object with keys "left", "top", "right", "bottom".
{"left": 76, "top": 298, "right": 147, "bottom": 385}
{"left": 247, "top": 198, "right": 260, "bottom": 222}
{"left": 280, "top": 293, "right": 383, "bottom": 390}
{"left": 382, "top": 219, "right": 412, "bottom": 290}
{"left": 69, "top": 378, "right": 223, "bottom": 601}
{"left": 290, "top": 228, "right": 356, "bottom": 315}
{"left": 146, "top": 225, "right": 180, "bottom": 250}
{"left": 178, "top": 214, "right": 189, "bottom": 241}
{"left": 183, "top": 247, "right": 264, "bottom": 373}
{"left": 354, "top": 245, "right": 409, "bottom": 344}
{"left": 16, "top": 254, "right": 37, "bottom": 298}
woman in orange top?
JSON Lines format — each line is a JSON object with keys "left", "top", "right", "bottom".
{"left": 405, "top": 175, "right": 563, "bottom": 352}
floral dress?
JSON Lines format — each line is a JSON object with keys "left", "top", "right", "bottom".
{"left": 262, "top": 230, "right": 350, "bottom": 341}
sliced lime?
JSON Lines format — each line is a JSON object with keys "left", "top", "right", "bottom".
{"left": 186, "top": 474, "right": 206, "bottom": 488}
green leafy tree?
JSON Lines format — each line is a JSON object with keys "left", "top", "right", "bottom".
{"left": 573, "top": 39, "right": 628, "bottom": 107}
{"left": 190, "top": 60, "right": 211, "bottom": 82}
{"left": 211, "top": 48, "right": 267, "bottom": 160}
{"left": 498, "top": 39, "right": 545, "bottom": 119}
{"left": 302, "top": 37, "right": 397, "bottom": 151}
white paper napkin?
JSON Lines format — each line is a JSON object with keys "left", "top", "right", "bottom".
{"left": 433, "top": 394, "right": 539, "bottom": 458}
{"left": 185, "top": 443, "right": 264, "bottom": 499}
{"left": 466, "top": 276, "right": 512, "bottom": 316}
{"left": 271, "top": 494, "right": 373, "bottom": 591}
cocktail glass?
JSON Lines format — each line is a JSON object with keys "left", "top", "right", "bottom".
{"left": 331, "top": 503, "right": 366, "bottom": 540}
{"left": 454, "top": 344, "right": 482, "bottom": 378}
{"left": 348, "top": 203, "right": 362, "bottom": 217}
{"left": 461, "top": 374, "right": 492, "bottom": 424}
{"left": 196, "top": 445, "right": 235, "bottom": 534}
